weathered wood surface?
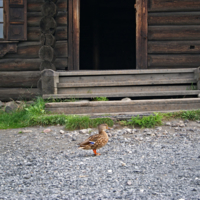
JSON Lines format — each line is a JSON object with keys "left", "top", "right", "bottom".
{"left": 0, "top": 58, "right": 66, "bottom": 71}
{"left": 148, "top": 26, "right": 200, "bottom": 41}
{"left": 148, "top": 41, "right": 200, "bottom": 54}
{"left": 27, "top": 27, "right": 67, "bottom": 41}
{"left": 54, "top": 41, "right": 68, "bottom": 57}
{"left": 27, "top": 0, "right": 67, "bottom": 12}
{"left": 43, "top": 90, "right": 200, "bottom": 99}
{"left": 58, "top": 68, "right": 195, "bottom": 76}
{"left": 68, "top": 0, "right": 73, "bottom": 70}
{"left": 45, "top": 98, "right": 200, "bottom": 114}
{"left": 58, "top": 85, "right": 192, "bottom": 95}
{"left": 149, "top": 0, "right": 200, "bottom": 12}
{"left": 54, "top": 58, "right": 68, "bottom": 70}
{"left": 39, "top": 45, "right": 55, "bottom": 62}
{"left": 0, "top": 72, "right": 41, "bottom": 88}
{"left": 148, "top": 55, "right": 200, "bottom": 68}
{"left": 149, "top": 12, "right": 200, "bottom": 25}
{"left": 28, "top": 11, "right": 67, "bottom": 27}
{"left": 136, "top": 0, "right": 148, "bottom": 69}
{"left": 0, "top": 59, "right": 41, "bottom": 71}
{"left": 58, "top": 79, "right": 196, "bottom": 88}
{"left": 0, "top": 88, "right": 40, "bottom": 101}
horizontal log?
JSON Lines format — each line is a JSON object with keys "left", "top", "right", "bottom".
{"left": 54, "top": 58, "right": 68, "bottom": 70}
{"left": 55, "top": 41, "right": 68, "bottom": 57}
{"left": 0, "top": 71, "right": 41, "bottom": 88}
{"left": 28, "top": 27, "right": 67, "bottom": 41}
{"left": 0, "top": 59, "right": 41, "bottom": 71}
{"left": 43, "top": 90, "right": 200, "bottom": 99}
{"left": 55, "top": 27, "right": 68, "bottom": 40}
{"left": 148, "top": 54, "right": 200, "bottom": 68}
{"left": 0, "top": 88, "right": 40, "bottom": 101}
{"left": 0, "top": 58, "right": 68, "bottom": 71}
{"left": 148, "top": 41, "right": 200, "bottom": 54}
{"left": 149, "top": 0, "right": 200, "bottom": 12}
{"left": 28, "top": 11, "right": 67, "bottom": 27}
{"left": 148, "top": 26, "right": 200, "bottom": 41}
{"left": 149, "top": 12, "right": 200, "bottom": 25}
{"left": 27, "top": 0, "right": 67, "bottom": 12}
{"left": 4, "top": 42, "right": 41, "bottom": 59}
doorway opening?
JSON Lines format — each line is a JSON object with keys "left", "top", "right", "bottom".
{"left": 80, "top": 0, "right": 136, "bottom": 70}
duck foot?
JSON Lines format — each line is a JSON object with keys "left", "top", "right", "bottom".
{"left": 93, "top": 149, "right": 101, "bottom": 156}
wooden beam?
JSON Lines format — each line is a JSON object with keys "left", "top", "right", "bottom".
{"left": 68, "top": 0, "right": 73, "bottom": 70}
{"left": 136, "top": 0, "right": 148, "bottom": 69}
{"left": 72, "top": 0, "right": 80, "bottom": 70}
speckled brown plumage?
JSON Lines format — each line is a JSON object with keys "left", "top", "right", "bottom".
{"left": 78, "top": 124, "right": 110, "bottom": 156}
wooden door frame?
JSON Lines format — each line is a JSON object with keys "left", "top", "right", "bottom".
{"left": 68, "top": 0, "right": 148, "bottom": 70}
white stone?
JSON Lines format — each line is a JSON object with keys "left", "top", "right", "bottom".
{"left": 107, "top": 170, "right": 112, "bottom": 174}
{"left": 121, "top": 162, "right": 126, "bottom": 166}
{"left": 22, "top": 130, "right": 33, "bottom": 133}
{"left": 121, "top": 97, "right": 131, "bottom": 101}
{"left": 60, "top": 130, "right": 65, "bottom": 134}
{"left": 165, "top": 122, "right": 171, "bottom": 126}
{"left": 156, "top": 127, "right": 162, "bottom": 131}
{"left": 43, "top": 129, "right": 51, "bottom": 133}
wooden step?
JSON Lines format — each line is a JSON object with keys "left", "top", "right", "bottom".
{"left": 45, "top": 98, "right": 200, "bottom": 115}
{"left": 43, "top": 90, "right": 200, "bottom": 99}
{"left": 57, "top": 79, "right": 196, "bottom": 88}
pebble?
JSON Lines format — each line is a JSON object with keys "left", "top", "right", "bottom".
{"left": 43, "top": 129, "right": 51, "bottom": 133}
{"left": 60, "top": 130, "right": 65, "bottom": 134}
{"left": 0, "top": 121, "right": 200, "bottom": 199}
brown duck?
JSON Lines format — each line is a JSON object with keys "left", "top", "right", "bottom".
{"left": 78, "top": 124, "right": 111, "bottom": 156}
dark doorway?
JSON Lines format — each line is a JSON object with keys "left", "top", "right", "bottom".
{"left": 80, "top": 0, "right": 136, "bottom": 70}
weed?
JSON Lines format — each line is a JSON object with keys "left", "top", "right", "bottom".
{"left": 92, "top": 97, "right": 109, "bottom": 101}
{"left": 65, "top": 115, "right": 113, "bottom": 130}
{"left": 187, "top": 83, "right": 197, "bottom": 90}
{"left": 119, "top": 113, "right": 163, "bottom": 128}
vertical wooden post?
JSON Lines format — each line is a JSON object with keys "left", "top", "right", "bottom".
{"left": 68, "top": 0, "right": 74, "bottom": 70}
{"left": 194, "top": 67, "right": 200, "bottom": 90}
{"left": 68, "top": 0, "right": 80, "bottom": 70}
{"left": 73, "top": 0, "right": 80, "bottom": 70}
{"left": 136, "top": 0, "right": 148, "bottom": 69}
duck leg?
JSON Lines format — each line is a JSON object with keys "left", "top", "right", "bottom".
{"left": 93, "top": 149, "right": 101, "bottom": 156}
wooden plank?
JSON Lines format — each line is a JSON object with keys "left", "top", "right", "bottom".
{"left": 59, "top": 73, "right": 194, "bottom": 84}
{"left": 148, "top": 41, "right": 200, "bottom": 54}
{"left": 58, "top": 68, "right": 195, "bottom": 76}
{"left": 0, "top": 58, "right": 41, "bottom": 71}
{"left": 27, "top": 0, "right": 67, "bottom": 12}
{"left": 55, "top": 26, "right": 68, "bottom": 40}
{"left": 73, "top": 0, "right": 80, "bottom": 70}
{"left": 54, "top": 41, "right": 68, "bottom": 58}
{"left": 68, "top": 0, "right": 73, "bottom": 70}
{"left": 148, "top": 55, "right": 200, "bottom": 68}
{"left": 46, "top": 100, "right": 200, "bottom": 114}
{"left": 149, "top": 0, "right": 200, "bottom": 12}
{"left": 27, "top": 11, "right": 67, "bottom": 27}
{"left": 54, "top": 58, "right": 68, "bottom": 70}
{"left": 148, "top": 26, "right": 200, "bottom": 41}
{"left": 43, "top": 90, "right": 200, "bottom": 99}
{"left": 57, "top": 79, "right": 196, "bottom": 88}
{"left": 45, "top": 98, "right": 200, "bottom": 108}
{"left": 28, "top": 27, "right": 67, "bottom": 41}
{"left": 136, "top": 0, "right": 148, "bottom": 69}
{"left": 58, "top": 85, "right": 193, "bottom": 95}
{"left": 0, "top": 71, "right": 41, "bottom": 88}
{"left": 0, "top": 88, "right": 39, "bottom": 101}
{"left": 149, "top": 12, "right": 200, "bottom": 25}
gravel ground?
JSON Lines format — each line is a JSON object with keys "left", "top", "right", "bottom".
{"left": 0, "top": 120, "right": 200, "bottom": 200}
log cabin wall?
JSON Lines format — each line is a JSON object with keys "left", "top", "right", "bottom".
{"left": 0, "top": 0, "right": 68, "bottom": 101}
{"left": 148, "top": 0, "right": 200, "bottom": 69}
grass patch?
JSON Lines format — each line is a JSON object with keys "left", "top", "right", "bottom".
{"left": 92, "top": 97, "right": 109, "bottom": 101}
{"left": 65, "top": 116, "right": 113, "bottom": 130}
{"left": 119, "top": 113, "right": 163, "bottom": 128}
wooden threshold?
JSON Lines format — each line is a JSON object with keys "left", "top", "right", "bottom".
{"left": 43, "top": 90, "right": 200, "bottom": 99}
{"left": 58, "top": 68, "right": 196, "bottom": 76}
{"left": 45, "top": 98, "right": 200, "bottom": 115}
{"left": 57, "top": 79, "right": 196, "bottom": 88}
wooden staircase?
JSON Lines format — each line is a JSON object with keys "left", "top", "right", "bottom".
{"left": 41, "top": 68, "right": 200, "bottom": 114}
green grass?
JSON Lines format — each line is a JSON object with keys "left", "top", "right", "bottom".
{"left": 1, "top": 97, "right": 200, "bottom": 130}
{"left": 119, "top": 113, "right": 163, "bottom": 128}
{"left": 92, "top": 97, "right": 109, "bottom": 101}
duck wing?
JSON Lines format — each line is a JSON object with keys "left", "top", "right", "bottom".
{"left": 79, "top": 134, "right": 102, "bottom": 146}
